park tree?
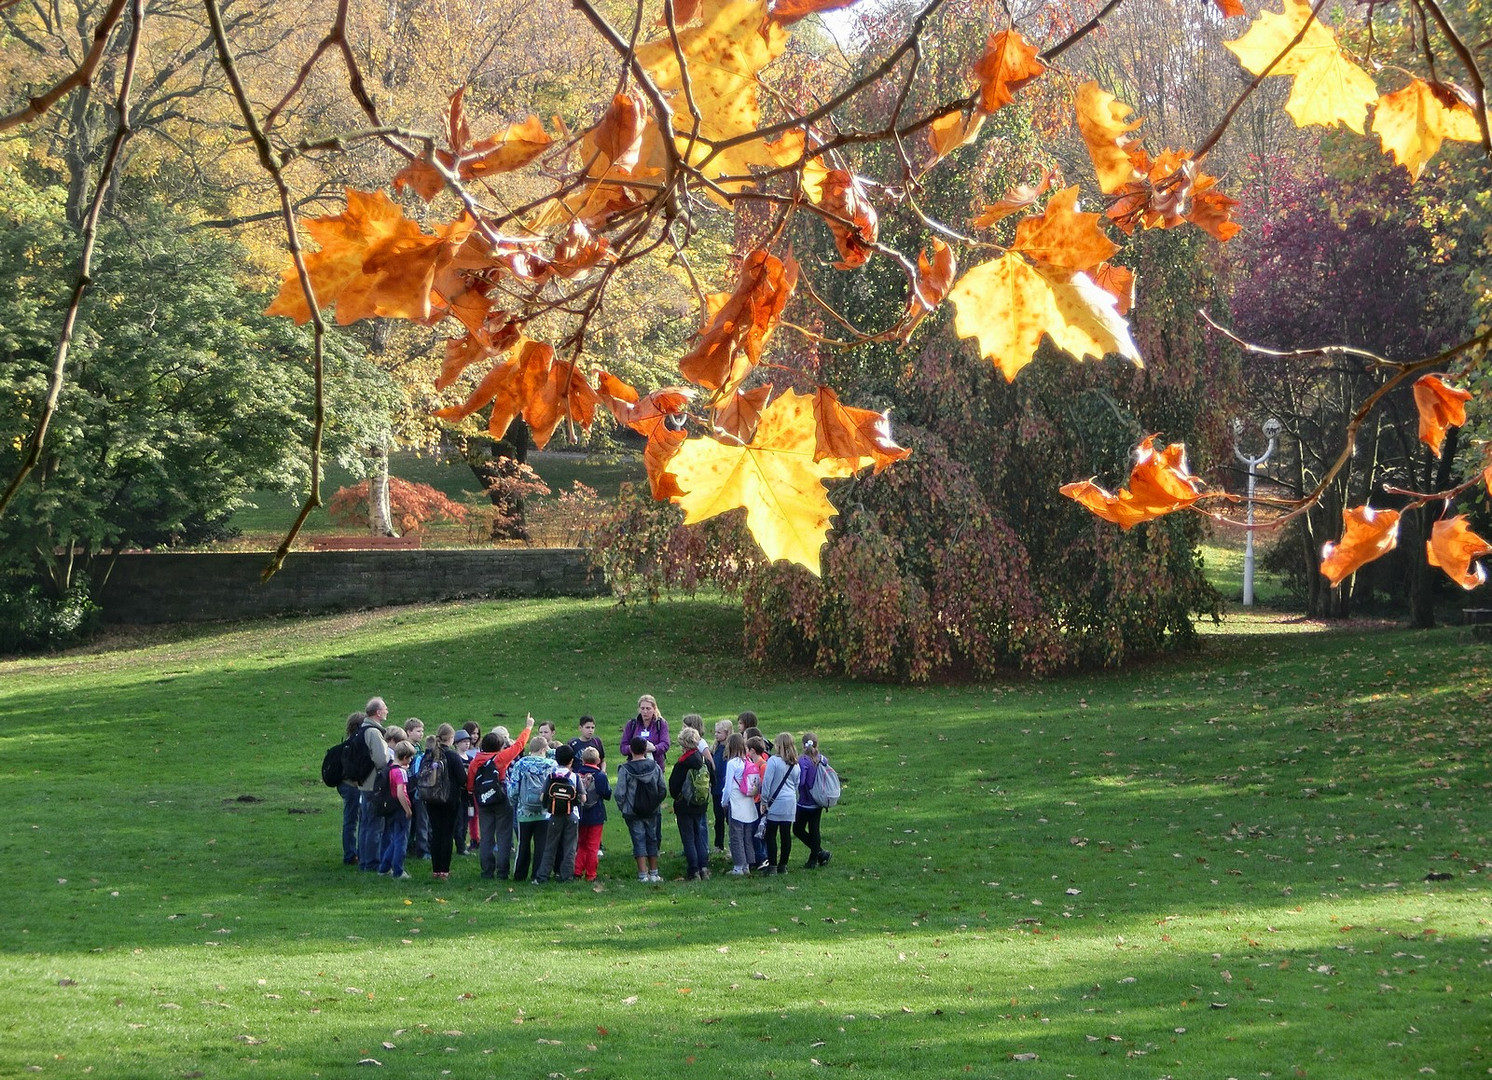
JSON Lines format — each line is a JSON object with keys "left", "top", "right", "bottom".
{"left": 2, "top": 0, "right": 1489, "bottom": 646}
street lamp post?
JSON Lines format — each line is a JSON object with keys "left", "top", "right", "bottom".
{"left": 1231, "top": 417, "right": 1281, "bottom": 607}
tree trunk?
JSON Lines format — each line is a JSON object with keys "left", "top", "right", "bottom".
{"left": 368, "top": 445, "right": 396, "bottom": 537}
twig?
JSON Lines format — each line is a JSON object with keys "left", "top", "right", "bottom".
{"left": 0, "top": 0, "right": 129, "bottom": 133}
{"left": 0, "top": 0, "right": 145, "bottom": 520}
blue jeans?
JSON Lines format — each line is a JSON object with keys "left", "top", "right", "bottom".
{"left": 338, "top": 782, "right": 359, "bottom": 863}
{"left": 378, "top": 813, "right": 410, "bottom": 875}
{"left": 358, "top": 791, "right": 387, "bottom": 871}
{"left": 676, "top": 810, "right": 708, "bottom": 876}
{"left": 625, "top": 813, "right": 661, "bottom": 857}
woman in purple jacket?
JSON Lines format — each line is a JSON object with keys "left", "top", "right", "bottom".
{"left": 620, "top": 693, "right": 670, "bottom": 768}
{"left": 792, "top": 732, "right": 830, "bottom": 868}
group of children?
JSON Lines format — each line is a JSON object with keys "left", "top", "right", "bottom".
{"left": 336, "top": 695, "right": 836, "bottom": 884}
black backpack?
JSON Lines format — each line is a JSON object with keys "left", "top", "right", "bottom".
{"left": 627, "top": 764, "right": 666, "bottom": 819}
{"left": 320, "top": 741, "right": 347, "bottom": 787}
{"left": 543, "top": 771, "right": 579, "bottom": 819}
{"left": 416, "top": 747, "right": 452, "bottom": 805}
{"left": 473, "top": 756, "right": 507, "bottom": 810}
{"left": 370, "top": 764, "right": 400, "bottom": 817}
{"left": 341, "top": 723, "right": 379, "bottom": 786}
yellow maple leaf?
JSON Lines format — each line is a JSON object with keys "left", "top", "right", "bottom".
{"left": 1224, "top": 0, "right": 1377, "bottom": 133}
{"left": 946, "top": 254, "right": 1140, "bottom": 381}
{"left": 1074, "top": 82, "right": 1142, "bottom": 195}
{"left": 926, "top": 109, "right": 985, "bottom": 165}
{"left": 1372, "top": 79, "right": 1484, "bottom": 180}
{"left": 637, "top": 0, "right": 787, "bottom": 200}
{"left": 669, "top": 389, "right": 859, "bottom": 574}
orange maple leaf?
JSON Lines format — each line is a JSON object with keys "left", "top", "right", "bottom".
{"left": 714, "top": 384, "right": 774, "bottom": 443}
{"left": 1373, "top": 79, "right": 1483, "bottom": 181}
{"left": 816, "top": 170, "right": 879, "bottom": 269}
{"left": 811, "top": 387, "right": 910, "bottom": 473}
{"left": 926, "top": 109, "right": 986, "bottom": 165}
{"left": 393, "top": 89, "right": 552, "bottom": 201}
{"left": 1426, "top": 515, "right": 1492, "bottom": 590}
{"left": 265, "top": 191, "right": 472, "bottom": 326}
{"left": 596, "top": 373, "right": 694, "bottom": 498}
{"left": 1412, "top": 374, "right": 1472, "bottom": 456}
{"left": 1319, "top": 506, "right": 1400, "bottom": 586}
{"left": 524, "top": 361, "right": 600, "bottom": 450}
{"left": 1107, "top": 150, "right": 1240, "bottom": 241}
{"left": 765, "top": 0, "right": 859, "bottom": 27}
{"left": 904, "top": 240, "right": 957, "bottom": 335}
{"left": 1059, "top": 437, "right": 1203, "bottom": 529}
{"left": 972, "top": 169, "right": 1054, "bottom": 228}
{"left": 972, "top": 30, "right": 1047, "bottom": 114}
{"left": 1092, "top": 262, "right": 1135, "bottom": 316}
{"left": 1010, "top": 185, "right": 1119, "bottom": 274}
{"left": 679, "top": 250, "right": 797, "bottom": 390}
{"left": 434, "top": 338, "right": 553, "bottom": 439}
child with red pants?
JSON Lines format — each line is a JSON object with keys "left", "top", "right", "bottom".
{"left": 573, "top": 747, "right": 611, "bottom": 881}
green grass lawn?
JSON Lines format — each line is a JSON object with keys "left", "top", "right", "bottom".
{"left": 1, "top": 600, "right": 1487, "bottom": 1078}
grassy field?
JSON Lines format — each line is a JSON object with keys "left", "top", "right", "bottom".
{"left": 1, "top": 599, "right": 1487, "bottom": 1078}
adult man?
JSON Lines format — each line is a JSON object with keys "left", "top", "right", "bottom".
{"left": 355, "top": 697, "right": 395, "bottom": 873}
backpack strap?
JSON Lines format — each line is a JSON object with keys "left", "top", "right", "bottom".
{"left": 764, "top": 762, "right": 794, "bottom": 807}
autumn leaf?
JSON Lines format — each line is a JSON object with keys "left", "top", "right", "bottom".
{"left": 550, "top": 220, "right": 612, "bottom": 278}
{"left": 1211, "top": 0, "right": 1245, "bottom": 17}
{"left": 816, "top": 170, "right": 879, "bottom": 269}
{"left": 1092, "top": 262, "right": 1135, "bottom": 315}
{"left": 434, "top": 338, "right": 553, "bottom": 440}
{"left": 971, "top": 30, "right": 1047, "bottom": 114}
{"left": 587, "top": 92, "right": 651, "bottom": 175}
{"left": 679, "top": 250, "right": 797, "bottom": 390}
{"left": 1412, "top": 374, "right": 1472, "bottom": 456}
{"left": 904, "top": 240, "right": 957, "bottom": 334}
{"left": 714, "top": 384, "right": 774, "bottom": 443}
{"left": 1426, "top": 516, "right": 1492, "bottom": 590}
{"left": 393, "top": 91, "right": 552, "bottom": 201}
{"left": 669, "top": 389, "right": 861, "bottom": 573}
{"left": 596, "top": 373, "right": 694, "bottom": 497}
{"left": 524, "top": 360, "right": 600, "bottom": 450}
{"left": 1224, "top": 0, "right": 1377, "bottom": 133}
{"left": 265, "top": 190, "right": 472, "bottom": 325}
{"left": 926, "top": 110, "right": 985, "bottom": 166}
{"left": 637, "top": 0, "right": 787, "bottom": 197}
{"left": 659, "top": 0, "right": 705, "bottom": 27}
{"left": 1373, "top": 79, "right": 1484, "bottom": 181}
{"left": 972, "top": 169, "right": 1054, "bottom": 227}
{"left": 811, "top": 386, "right": 910, "bottom": 473}
{"left": 1059, "top": 436, "right": 1203, "bottom": 528}
{"left": 1107, "top": 150, "right": 1240, "bottom": 241}
{"left": 947, "top": 253, "right": 1140, "bottom": 381}
{"left": 1074, "top": 82, "right": 1143, "bottom": 194}
{"left": 1010, "top": 186, "right": 1119, "bottom": 274}
{"left": 1319, "top": 505, "right": 1400, "bottom": 586}
{"left": 765, "top": 0, "right": 859, "bottom": 28}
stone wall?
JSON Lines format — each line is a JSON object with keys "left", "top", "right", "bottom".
{"left": 93, "top": 548, "right": 603, "bottom": 623}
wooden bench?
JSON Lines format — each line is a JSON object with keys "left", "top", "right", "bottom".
{"left": 307, "top": 535, "right": 422, "bottom": 551}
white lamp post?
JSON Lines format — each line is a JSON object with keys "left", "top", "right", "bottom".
{"left": 1231, "top": 417, "right": 1281, "bottom": 607}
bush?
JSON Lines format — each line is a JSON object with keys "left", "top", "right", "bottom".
{"left": 0, "top": 578, "right": 99, "bottom": 655}
{"left": 328, "top": 478, "right": 468, "bottom": 534}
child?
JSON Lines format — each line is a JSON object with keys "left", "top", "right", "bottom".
{"left": 573, "top": 747, "right": 611, "bottom": 883}
{"left": 721, "top": 733, "right": 759, "bottom": 875}
{"left": 745, "top": 735, "right": 769, "bottom": 869}
{"left": 534, "top": 745, "right": 581, "bottom": 883}
{"left": 710, "top": 719, "right": 732, "bottom": 852}
{"left": 378, "top": 741, "right": 416, "bottom": 880}
{"left": 616, "top": 735, "right": 666, "bottom": 882}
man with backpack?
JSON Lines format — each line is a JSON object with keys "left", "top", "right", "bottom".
{"left": 467, "top": 717, "right": 533, "bottom": 880}
{"left": 615, "top": 735, "right": 667, "bottom": 883}
{"left": 349, "top": 697, "right": 394, "bottom": 873}
{"left": 533, "top": 745, "right": 582, "bottom": 883}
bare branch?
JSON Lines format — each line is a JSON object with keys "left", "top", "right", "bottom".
{"left": 0, "top": 0, "right": 129, "bottom": 133}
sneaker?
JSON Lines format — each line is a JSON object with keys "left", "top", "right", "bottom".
{"left": 597, "top": 848, "right": 605, "bottom": 859}
{"left": 727, "top": 867, "right": 749, "bottom": 876}
{"left": 394, "top": 871, "right": 412, "bottom": 880}
{"left": 817, "top": 850, "right": 831, "bottom": 867}
{"left": 774, "top": 866, "right": 788, "bottom": 875}
{"left": 650, "top": 871, "right": 663, "bottom": 882}
{"left": 638, "top": 872, "right": 650, "bottom": 882}
{"left": 379, "top": 869, "right": 393, "bottom": 876}
{"left": 758, "top": 865, "right": 776, "bottom": 876}
{"left": 433, "top": 871, "right": 449, "bottom": 880}
{"left": 698, "top": 867, "right": 711, "bottom": 880}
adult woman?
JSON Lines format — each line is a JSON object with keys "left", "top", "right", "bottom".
{"left": 793, "top": 732, "right": 831, "bottom": 868}
{"left": 759, "top": 732, "right": 800, "bottom": 875}
{"left": 620, "top": 693, "right": 670, "bottom": 768}
{"left": 338, "top": 711, "right": 365, "bottom": 865}
{"left": 669, "top": 728, "right": 712, "bottom": 880}
{"left": 467, "top": 717, "right": 533, "bottom": 879}
{"left": 423, "top": 724, "right": 467, "bottom": 880}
